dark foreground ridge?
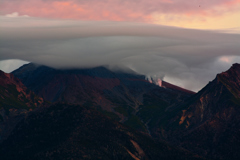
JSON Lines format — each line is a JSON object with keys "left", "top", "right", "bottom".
{"left": 0, "top": 103, "right": 203, "bottom": 160}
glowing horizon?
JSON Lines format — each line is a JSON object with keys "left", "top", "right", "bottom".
{"left": 1, "top": 0, "right": 240, "bottom": 31}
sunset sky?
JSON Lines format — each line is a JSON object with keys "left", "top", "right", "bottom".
{"left": 1, "top": 0, "right": 240, "bottom": 30}
{"left": 0, "top": 0, "right": 240, "bottom": 91}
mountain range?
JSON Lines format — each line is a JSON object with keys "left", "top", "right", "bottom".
{"left": 0, "top": 62, "right": 240, "bottom": 159}
{"left": 12, "top": 63, "right": 193, "bottom": 132}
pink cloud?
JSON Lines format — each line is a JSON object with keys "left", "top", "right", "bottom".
{"left": 0, "top": 0, "right": 239, "bottom": 22}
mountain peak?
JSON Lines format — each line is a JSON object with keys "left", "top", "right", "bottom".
{"left": 0, "top": 70, "right": 20, "bottom": 86}
{"left": 217, "top": 63, "right": 240, "bottom": 99}
{"left": 231, "top": 63, "right": 240, "bottom": 69}
{"left": 219, "top": 63, "right": 240, "bottom": 76}
{"left": 156, "top": 63, "right": 240, "bottom": 159}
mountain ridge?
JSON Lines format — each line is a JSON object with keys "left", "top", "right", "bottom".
{"left": 12, "top": 63, "right": 193, "bottom": 133}
{"left": 153, "top": 63, "right": 240, "bottom": 160}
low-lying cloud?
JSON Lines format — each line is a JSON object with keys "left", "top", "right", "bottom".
{"left": 1, "top": 16, "right": 240, "bottom": 91}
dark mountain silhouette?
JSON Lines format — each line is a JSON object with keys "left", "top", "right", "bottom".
{"left": 0, "top": 68, "right": 204, "bottom": 160}
{"left": 0, "top": 103, "right": 204, "bottom": 160}
{"left": 152, "top": 63, "right": 240, "bottom": 160}
{"left": 12, "top": 63, "right": 193, "bottom": 133}
{"left": 3, "top": 62, "right": 240, "bottom": 159}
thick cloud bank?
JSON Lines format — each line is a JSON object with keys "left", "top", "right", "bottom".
{"left": 1, "top": 16, "right": 240, "bottom": 91}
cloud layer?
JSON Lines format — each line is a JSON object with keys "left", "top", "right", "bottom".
{"left": 1, "top": 16, "right": 240, "bottom": 91}
{"left": 0, "top": 59, "right": 29, "bottom": 73}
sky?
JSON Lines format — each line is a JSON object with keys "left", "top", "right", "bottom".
{"left": 0, "top": 0, "right": 240, "bottom": 91}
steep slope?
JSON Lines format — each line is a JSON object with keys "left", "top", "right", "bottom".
{"left": 0, "top": 70, "right": 44, "bottom": 142}
{"left": 12, "top": 63, "right": 193, "bottom": 133}
{"left": 154, "top": 63, "right": 240, "bottom": 160}
{"left": 162, "top": 81, "right": 196, "bottom": 95}
{"left": 0, "top": 70, "right": 44, "bottom": 119}
{"left": 0, "top": 103, "right": 204, "bottom": 160}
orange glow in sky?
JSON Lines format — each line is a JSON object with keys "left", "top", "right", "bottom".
{"left": 0, "top": 0, "right": 240, "bottom": 31}
{"left": 151, "top": 11, "right": 240, "bottom": 31}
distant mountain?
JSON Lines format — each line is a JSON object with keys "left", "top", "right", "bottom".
{"left": 147, "top": 77, "right": 195, "bottom": 94}
{"left": 0, "top": 103, "right": 204, "bottom": 160}
{"left": 162, "top": 80, "right": 196, "bottom": 95}
{"left": 0, "top": 70, "right": 44, "bottom": 142}
{"left": 154, "top": 63, "right": 240, "bottom": 160}
{"left": 12, "top": 63, "right": 193, "bottom": 133}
